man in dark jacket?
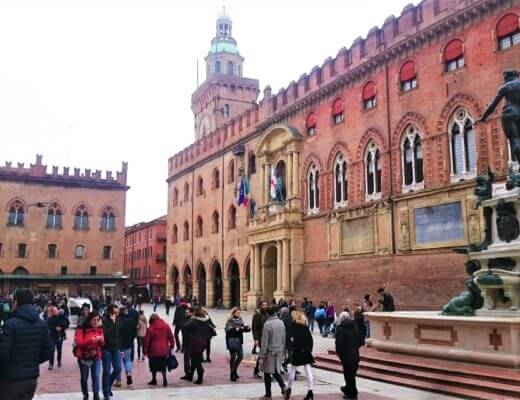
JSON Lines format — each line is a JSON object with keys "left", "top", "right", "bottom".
{"left": 46, "top": 305, "right": 69, "bottom": 369}
{"left": 335, "top": 312, "right": 363, "bottom": 400}
{"left": 0, "top": 289, "right": 52, "bottom": 400}
{"left": 180, "top": 306, "right": 194, "bottom": 380}
{"left": 172, "top": 300, "right": 188, "bottom": 352}
{"left": 102, "top": 304, "right": 122, "bottom": 399}
{"left": 119, "top": 307, "right": 137, "bottom": 385}
{"left": 252, "top": 300, "right": 269, "bottom": 378}
{"left": 377, "top": 288, "right": 395, "bottom": 312}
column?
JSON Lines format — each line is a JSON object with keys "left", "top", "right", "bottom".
{"left": 254, "top": 245, "right": 262, "bottom": 292}
{"left": 240, "top": 277, "right": 249, "bottom": 309}
{"left": 282, "top": 239, "right": 290, "bottom": 291}
{"left": 223, "top": 278, "right": 231, "bottom": 308}
{"left": 266, "top": 164, "right": 271, "bottom": 203}
{"left": 287, "top": 152, "right": 293, "bottom": 198}
{"left": 179, "top": 281, "right": 186, "bottom": 297}
{"left": 292, "top": 152, "right": 299, "bottom": 197}
{"left": 261, "top": 164, "right": 266, "bottom": 204}
{"left": 206, "top": 279, "right": 215, "bottom": 307}
{"left": 276, "top": 240, "right": 282, "bottom": 291}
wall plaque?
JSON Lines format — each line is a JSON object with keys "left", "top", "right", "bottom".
{"left": 414, "top": 201, "right": 464, "bottom": 244}
{"left": 341, "top": 216, "right": 374, "bottom": 254}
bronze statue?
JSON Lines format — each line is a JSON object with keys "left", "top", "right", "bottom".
{"left": 477, "top": 69, "right": 520, "bottom": 161}
{"left": 442, "top": 260, "right": 483, "bottom": 316}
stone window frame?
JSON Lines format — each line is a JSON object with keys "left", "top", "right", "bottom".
{"left": 365, "top": 142, "right": 382, "bottom": 201}
{"left": 172, "top": 224, "right": 178, "bottom": 244}
{"left": 333, "top": 153, "right": 348, "bottom": 209}
{"left": 401, "top": 125, "right": 424, "bottom": 193}
{"left": 212, "top": 167, "right": 220, "bottom": 189}
{"left": 172, "top": 188, "right": 179, "bottom": 207}
{"left": 183, "top": 221, "right": 189, "bottom": 241}
{"left": 196, "top": 176, "right": 204, "bottom": 197}
{"left": 195, "top": 216, "right": 203, "bottom": 238}
{"left": 74, "top": 205, "right": 90, "bottom": 230}
{"left": 100, "top": 207, "right": 116, "bottom": 232}
{"left": 307, "top": 164, "right": 320, "bottom": 215}
{"left": 449, "top": 108, "right": 477, "bottom": 183}
{"left": 46, "top": 202, "right": 63, "bottom": 229}
{"left": 7, "top": 200, "right": 25, "bottom": 227}
{"left": 212, "top": 211, "right": 219, "bottom": 234}
{"left": 228, "top": 205, "right": 237, "bottom": 229}
{"left": 48, "top": 244, "right": 58, "bottom": 259}
{"left": 102, "top": 245, "right": 112, "bottom": 260}
{"left": 74, "top": 244, "right": 86, "bottom": 260}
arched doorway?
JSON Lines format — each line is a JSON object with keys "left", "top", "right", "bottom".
{"left": 263, "top": 246, "right": 277, "bottom": 302}
{"left": 171, "top": 266, "right": 180, "bottom": 296}
{"left": 228, "top": 258, "right": 240, "bottom": 308}
{"left": 212, "top": 262, "right": 223, "bottom": 307}
{"left": 183, "top": 265, "right": 192, "bottom": 298}
{"left": 197, "top": 263, "right": 207, "bottom": 307}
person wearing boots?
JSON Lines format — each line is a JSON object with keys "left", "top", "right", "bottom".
{"left": 182, "top": 306, "right": 212, "bottom": 384}
{"left": 225, "top": 307, "right": 250, "bottom": 381}
{"left": 118, "top": 307, "right": 137, "bottom": 386}
{"left": 285, "top": 310, "right": 314, "bottom": 400}
{"left": 144, "top": 313, "right": 174, "bottom": 387}
{"left": 335, "top": 312, "right": 363, "bottom": 400}
{"left": 252, "top": 300, "right": 269, "bottom": 379}
{"left": 258, "top": 305, "right": 286, "bottom": 400}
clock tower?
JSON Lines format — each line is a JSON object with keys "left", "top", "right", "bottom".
{"left": 192, "top": 8, "right": 260, "bottom": 140}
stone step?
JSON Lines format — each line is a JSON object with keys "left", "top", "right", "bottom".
{"left": 314, "top": 359, "right": 518, "bottom": 400}
{"left": 326, "top": 348, "right": 520, "bottom": 385}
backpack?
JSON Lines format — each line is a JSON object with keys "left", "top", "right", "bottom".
{"left": 314, "top": 308, "right": 326, "bottom": 321}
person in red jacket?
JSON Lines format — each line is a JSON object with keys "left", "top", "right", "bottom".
{"left": 144, "top": 313, "right": 175, "bottom": 387}
{"left": 74, "top": 311, "right": 105, "bottom": 400}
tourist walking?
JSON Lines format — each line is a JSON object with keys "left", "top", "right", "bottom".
{"left": 304, "top": 300, "right": 316, "bottom": 333}
{"left": 335, "top": 311, "right": 362, "bottom": 400}
{"left": 136, "top": 310, "right": 147, "bottom": 361}
{"left": 119, "top": 307, "right": 137, "bottom": 385}
{"left": 101, "top": 304, "right": 122, "bottom": 399}
{"left": 204, "top": 308, "right": 217, "bottom": 363}
{"left": 361, "top": 294, "right": 374, "bottom": 338}
{"left": 225, "top": 307, "right": 251, "bottom": 381}
{"left": 285, "top": 310, "right": 314, "bottom": 400}
{"left": 172, "top": 299, "right": 189, "bottom": 352}
{"left": 74, "top": 311, "right": 104, "bottom": 400}
{"left": 325, "top": 303, "right": 336, "bottom": 337}
{"left": 252, "top": 300, "right": 269, "bottom": 378}
{"left": 144, "top": 313, "right": 175, "bottom": 387}
{"left": 259, "top": 305, "right": 286, "bottom": 400}
{"left": 78, "top": 303, "right": 91, "bottom": 328}
{"left": 377, "top": 288, "right": 395, "bottom": 312}
{"left": 183, "top": 306, "right": 212, "bottom": 384}
{"left": 279, "top": 306, "right": 292, "bottom": 372}
{"left": 314, "top": 304, "right": 326, "bottom": 335}
{"left": 47, "top": 305, "right": 69, "bottom": 369}
{"left": 0, "top": 289, "right": 52, "bottom": 400}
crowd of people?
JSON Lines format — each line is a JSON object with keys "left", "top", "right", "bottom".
{"left": 0, "top": 287, "right": 395, "bottom": 400}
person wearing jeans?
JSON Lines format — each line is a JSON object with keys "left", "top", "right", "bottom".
{"left": 118, "top": 307, "right": 137, "bottom": 385}
{"left": 136, "top": 311, "right": 147, "bottom": 361}
{"left": 47, "top": 306, "right": 69, "bottom": 369}
{"left": 224, "top": 307, "right": 250, "bottom": 381}
{"left": 74, "top": 311, "right": 104, "bottom": 400}
{"left": 101, "top": 305, "right": 122, "bottom": 399}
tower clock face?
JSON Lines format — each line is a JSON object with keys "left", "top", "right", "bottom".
{"left": 199, "top": 114, "right": 211, "bottom": 137}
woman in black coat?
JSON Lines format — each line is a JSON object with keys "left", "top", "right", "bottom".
{"left": 285, "top": 310, "right": 314, "bottom": 400}
{"left": 224, "top": 307, "right": 250, "bottom": 381}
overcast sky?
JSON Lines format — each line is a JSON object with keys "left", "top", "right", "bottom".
{"left": 0, "top": 0, "right": 419, "bottom": 225}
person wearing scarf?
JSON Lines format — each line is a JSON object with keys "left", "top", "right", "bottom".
{"left": 225, "top": 307, "right": 251, "bottom": 381}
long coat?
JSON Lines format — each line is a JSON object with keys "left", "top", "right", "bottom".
{"left": 259, "top": 315, "right": 286, "bottom": 374}
{"left": 289, "top": 322, "right": 314, "bottom": 366}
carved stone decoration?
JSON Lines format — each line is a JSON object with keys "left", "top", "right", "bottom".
{"left": 496, "top": 199, "right": 519, "bottom": 243}
{"left": 467, "top": 207, "right": 481, "bottom": 244}
{"left": 398, "top": 209, "right": 410, "bottom": 252}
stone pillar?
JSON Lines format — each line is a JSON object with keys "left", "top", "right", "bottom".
{"left": 282, "top": 239, "right": 290, "bottom": 291}
{"left": 287, "top": 152, "right": 293, "bottom": 198}
{"left": 240, "top": 277, "right": 249, "bottom": 309}
{"left": 192, "top": 279, "right": 200, "bottom": 302}
{"left": 292, "top": 152, "right": 299, "bottom": 197}
{"left": 223, "top": 278, "right": 231, "bottom": 308}
{"left": 266, "top": 164, "right": 271, "bottom": 203}
{"left": 254, "top": 244, "right": 262, "bottom": 292}
{"left": 179, "top": 281, "right": 186, "bottom": 297}
{"left": 261, "top": 165, "right": 266, "bottom": 204}
{"left": 206, "top": 279, "right": 215, "bottom": 307}
{"left": 276, "top": 241, "right": 282, "bottom": 291}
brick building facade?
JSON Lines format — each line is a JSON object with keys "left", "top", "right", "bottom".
{"left": 167, "top": 1, "right": 520, "bottom": 310}
{"left": 123, "top": 216, "right": 167, "bottom": 299}
{"left": 0, "top": 155, "right": 128, "bottom": 297}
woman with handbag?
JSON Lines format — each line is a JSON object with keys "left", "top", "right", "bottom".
{"left": 144, "top": 313, "right": 175, "bottom": 387}
{"left": 183, "top": 306, "right": 212, "bottom": 384}
{"left": 74, "top": 311, "right": 105, "bottom": 400}
{"left": 225, "top": 307, "right": 251, "bottom": 382}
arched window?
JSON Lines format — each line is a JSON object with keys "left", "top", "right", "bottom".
{"left": 363, "top": 81, "right": 376, "bottom": 109}
{"left": 183, "top": 221, "right": 189, "bottom": 241}
{"left": 222, "top": 104, "right": 230, "bottom": 117}
{"left": 8, "top": 200, "right": 24, "bottom": 226}
{"left": 228, "top": 159, "right": 235, "bottom": 183}
{"left": 215, "top": 60, "right": 221, "bottom": 73}
{"left": 212, "top": 168, "right": 220, "bottom": 189}
{"left": 103, "top": 245, "right": 112, "bottom": 260}
{"left": 307, "top": 164, "right": 320, "bottom": 215}
{"left": 248, "top": 152, "right": 256, "bottom": 176}
{"left": 74, "top": 205, "right": 89, "bottom": 230}
{"left": 184, "top": 182, "right": 190, "bottom": 202}
{"left": 172, "top": 224, "right": 178, "bottom": 244}
{"left": 306, "top": 113, "right": 317, "bottom": 136}
{"left": 450, "top": 108, "right": 477, "bottom": 180}
{"left": 227, "top": 61, "right": 234, "bottom": 76}
{"left": 173, "top": 188, "right": 179, "bottom": 207}
{"left": 75, "top": 245, "right": 85, "bottom": 259}
{"left": 46, "top": 203, "right": 62, "bottom": 229}
{"left": 212, "top": 211, "right": 219, "bottom": 234}
{"left": 497, "top": 13, "right": 520, "bottom": 50}
{"left": 101, "top": 207, "right": 115, "bottom": 231}
{"left": 229, "top": 205, "right": 237, "bottom": 229}
{"left": 399, "top": 61, "right": 417, "bottom": 92}
{"left": 334, "top": 154, "right": 348, "bottom": 208}
{"left": 365, "top": 142, "right": 382, "bottom": 199}
{"left": 444, "top": 39, "right": 464, "bottom": 72}
{"left": 48, "top": 244, "right": 57, "bottom": 259}
{"left": 402, "top": 125, "right": 424, "bottom": 190}
{"left": 196, "top": 216, "right": 203, "bottom": 238}
{"left": 197, "top": 176, "right": 204, "bottom": 196}
{"left": 332, "top": 98, "right": 344, "bottom": 124}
